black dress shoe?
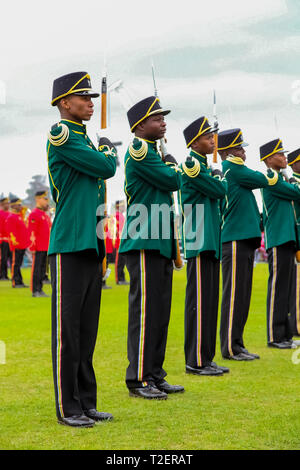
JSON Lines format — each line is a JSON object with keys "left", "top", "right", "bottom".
{"left": 32, "top": 290, "right": 49, "bottom": 298}
{"left": 84, "top": 409, "right": 113, "bottom": 421}
{"left": 210, "top": 361, "right": 230, "bottom": 373}
{"left": 155, "top": 380, "right": 184, "bottom": 394}
{"left": 38, "top": 290, "right": 49, "bottom": 297}
{"left": 223, "top": 352, "right": 255, "bottom": 361}
{"left": 240, "top": 348, "right": 260, "bottom": 359}
{"left": 268, "top": 341, "right": 296, "bottom": 349}
{"left": 186, "top": 365, "right": 223, "bottom": 376}
{"left": 129, "top": 384, "right": 168, "bottom": 400}
{"left": 57, "top": 414, "right": 95, "bottom": 428}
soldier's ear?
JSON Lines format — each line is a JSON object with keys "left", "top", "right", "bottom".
{"left": 58, "top": 97, "right": 71, "bottom": 111}
{"left": 136, "top": 121, "right": 145, "bottom": 132}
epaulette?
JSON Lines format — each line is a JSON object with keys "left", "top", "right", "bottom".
{"left": 182, "top": 157, "right": 201, "bottom": 178}
{"left": 48, "top": 122, "right": 69, "bottom": 146}
{"left": 128, "top": 137, "right": 148, "bottom": 161}
{"left": 265, "top": 169, "right": 278, "bottom": 186}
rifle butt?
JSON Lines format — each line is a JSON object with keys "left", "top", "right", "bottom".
{"left": 213, "top": 133, "right": 218, "bottom": 163}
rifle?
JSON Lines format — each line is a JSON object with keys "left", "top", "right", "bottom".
{"left": 100, "top": 61, "right": 110, "bottom": 281}
{"left": 212, "top": 89, "right": 218, "bottom": 163}
{"left": 151, "top": 62, "right": 184, "bottom": 271}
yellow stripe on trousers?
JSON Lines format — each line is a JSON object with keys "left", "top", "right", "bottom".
{"left": 228, "top": 241, "right": 237, "bottom": 356}
{"left": 269, "top": 247, "right": 277, "bottom": 343}
{"left": 137, "top": 250, "right": 146, "bottom": 382}
{"left": 56, "top": 254, "right": 64, "bottom": 417}
{"left": 296, "top": 264, "right": 300, "bottom": 334}
{"left": 196, "top": 255, "right": 202, "bottom": 366}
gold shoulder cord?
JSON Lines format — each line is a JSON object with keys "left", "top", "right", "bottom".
{"left": 128, "top": 138, "right": 148, "bottom": 161}
{"left": 48, "top": 123, "right": 69, "bottom": 146}
{"left": 265, "top": 171, "right": 279, "bottom": 186}
{"left": 226, "top": 156, "right": 244, "bottom": 165}
{"left": 182, "top": 158, "right": 201, "bottom": 178}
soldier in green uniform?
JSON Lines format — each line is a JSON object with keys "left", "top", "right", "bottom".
{"left": 47, "top": 71, "right": 117, "bottom": 427}
{"left": 179, "top": 116, "right": 228, "bottom": 376}
{"left": 260, "top": 139, "right": 300, "bottom": 349}
{"left": 287, "top": 149, "right": 300, "bottom": 337}
{"left": 218, "top": 129, "right": 279, "bottom": 361}
{"left": 119, "top": 96, "right": 184, "bottom": 399}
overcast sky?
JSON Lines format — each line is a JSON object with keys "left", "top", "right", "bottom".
{"left": 1, "top": 0, "right": 300, "bottom": 209}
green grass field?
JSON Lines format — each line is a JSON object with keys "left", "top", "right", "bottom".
{"left": 1, "top": 263, "right": 300, "bottom": 450}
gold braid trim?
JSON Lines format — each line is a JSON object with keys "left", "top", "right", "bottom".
{"left": 98, "top": 144, "right": 117, "bottom": 158}
{"left": 165, "top": 161, "right": 182, "bottom": 173}
{"left": 226, "top": 156, "right": 244, "bottom": 165}
{"left": 182, "top": 157, "right": 201, "bottom": 178}
{"left": 128, "top": 138, "right": 148, "bottom": 161}
{"left": 48, "top": 123, "right": 69, "bottom": 146}
{"left": 265, "top": 170, "right": 279, "bottom": 186}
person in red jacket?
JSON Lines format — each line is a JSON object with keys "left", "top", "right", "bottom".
{"left": 28, "top": 191, "right": 52, "bottom": 297}
{"left": 6, "top": 197, "right": 30, "bottom": 287}
{"left": 114, "top": 200, "right": 129, "bottom": 285}
{"left": 102, "top": 215, "right": 114, "bottom": 290}
{"left": 0, "top": 197, "right": 11, "bottom": 280}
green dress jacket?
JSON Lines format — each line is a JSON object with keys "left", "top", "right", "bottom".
{"left": 118, "top": 138, "right": 182, "bottom": 260}
{"left": 178, "top": 150, "right": 227, "bottom": 260}
{"left": 47, "top": 119, "right": 117, "bottom": 260}
{"left": 261, "top": 170, "right": 300, "bottom": 251}
{"left": 221, "top": 156, "right": 278, "bottom": 247}
{"left": 292, "top": 172, "right": 300, "bottom": 247}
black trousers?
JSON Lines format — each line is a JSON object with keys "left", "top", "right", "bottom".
{"left": 31, "top": 251, "right": 47, "bottom": 293}
{"left": 266, "top": 242, "right": 294, "bottom": 343}
{"left": 289, "top": 263, "right": 300, "bottom": 336}
{"left": 49, "top": 250, "right": 102, "bottom": 419}
{"left": 115, "top": 249, "right": 126, "bottom": 283}
{"left": 0, "top": 241, "right": 11, "bottom": 279}
{"left": 11, "top": 249, "right": 25, "bottom": 286}
{"left": 220, "top": 240, "right": 255, "bottom": 357}
{"left": 185, "top": 252, "right": 220, "bottom": 368}
{"left": 43, "top": 257, "right": 50, "bottom": 281}
{"left": 125, "top": 250, "right": 173, "bottom": 389}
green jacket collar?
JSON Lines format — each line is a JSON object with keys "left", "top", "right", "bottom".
{"left": 145, "top": 138, "right": 158, "bottom": 151}
{"left": 60, "top": 119, "right": 87, "bottom": 134}
{"left": 138, "top": 138, "right": 159, "bottom": 153}
{"left": 190, "top": 150, "right": 207, "bottom": 167}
